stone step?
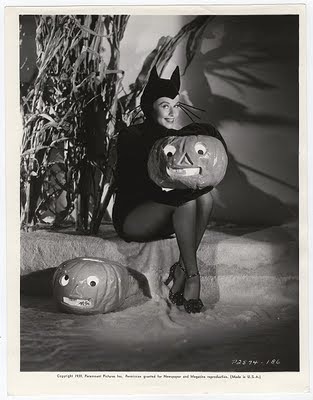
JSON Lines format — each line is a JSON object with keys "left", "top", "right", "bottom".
{"left": 20, "top": 223, "right": 298, "bottom": 306}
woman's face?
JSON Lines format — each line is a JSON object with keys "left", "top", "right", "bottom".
{"left": 151, "top": 96, "right": 180, "bottom": 129}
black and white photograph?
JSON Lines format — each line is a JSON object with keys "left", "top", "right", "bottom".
{"left": 4, "top": 4, "right": 310, "bottom": 396}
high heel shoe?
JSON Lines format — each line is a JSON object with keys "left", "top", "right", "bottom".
{"left": 180, "top": 267, "right": 204, "bottom": 314}
{"left": 164, "top": 261, "right": 185, "bottom": 306}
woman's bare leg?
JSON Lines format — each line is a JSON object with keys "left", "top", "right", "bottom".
{"left": 172, "top": 200, "right": 199, "bottom": 299}
{"left": 176, "top": 192, "right": 214, "bottom": 300}
{"left": 122, "top": 201, "right": 175, "bottom": 242}
{"left": 195, "top": 191, "right": 214, "bottom": 249}
{"left": 122, "top": 201, "right": 186, "bottom": 299}
{"left": 122, "top": 192, "right": 214, "bottom": 302}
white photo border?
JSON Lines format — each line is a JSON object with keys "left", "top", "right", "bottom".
{"left": 2, "top": 1, "right": 312, "bottom": 399}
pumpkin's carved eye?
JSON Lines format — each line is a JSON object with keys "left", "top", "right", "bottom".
{"left": 87, "top": 276, "right": 99, "bottom": 287}
{"left": 163, "top": 144, "right": 176, "bottom": 157}
{"left": 195, "top": 142, "right": 206, "bottom": 155}
{"left": 60, "top": 274, "right": 70, "bottom": 286}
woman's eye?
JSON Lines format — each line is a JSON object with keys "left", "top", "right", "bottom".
{"left": 163, "top": 144, "right": 176, "bottom": 157}
{"left": 59, "top": 274, "right": 70, "bottom": 286}
{"left": 195, "top": 143, "right": 206, "bottom": 155}
{"left": 87, "top": 276, "right": 99, "bottom": 287}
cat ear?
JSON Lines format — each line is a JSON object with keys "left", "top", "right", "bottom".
{"left": 149, "top": 65, "right": 159, "bottom": 83}
{"left": 170, "top": 66, "right": 180, "bottom": 90}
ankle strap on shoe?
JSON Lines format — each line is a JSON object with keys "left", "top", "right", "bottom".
{"left": 179, "top": 264, "right": 200, "bottom": 279}
{"left": 186, "top": 271, "right": 200, "bottom": 279}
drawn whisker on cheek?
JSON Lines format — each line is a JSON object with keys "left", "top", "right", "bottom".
{"left": 178, "top": 104, "right": 196, "bottom": 123}
{"left": 179, "top": 104, "right": 202, "bottom": 120}
{"left": 178, "top": 102, "right": 206, "bottom": 113}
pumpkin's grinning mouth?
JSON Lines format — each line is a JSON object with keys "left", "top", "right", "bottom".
{"left": 166, "top": 167, "right": 201, "bottom": 177}
{"left": 62, "top": 297, "right": 93, "bottom": 307}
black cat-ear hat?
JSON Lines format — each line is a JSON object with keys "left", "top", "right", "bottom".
{"left": 140, "top": 66, "right": 180, "bottom": 116}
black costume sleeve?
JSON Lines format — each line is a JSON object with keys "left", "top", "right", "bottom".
{"left": 115, "top": 121, "right": 222, "bottom": 209}
{"left": 115, "top": 126, "right": 150, "bottom": 195}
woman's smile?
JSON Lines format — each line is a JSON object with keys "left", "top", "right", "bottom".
{"left": 165, "top": 118, "right": 174, "bottom": 124}
{"left": 151, "top": 95, "right": 180, "bottom": 129}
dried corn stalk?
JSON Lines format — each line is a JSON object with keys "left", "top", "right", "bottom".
{"left": 20, "top": 14, "right": 213, "bottom": 233}
{"left": 20, "top": 15, "right": 129, "bottom": 231}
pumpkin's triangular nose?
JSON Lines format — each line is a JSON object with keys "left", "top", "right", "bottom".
{"left": 177, "top": 152, "right": 193, "bottom": 166}
{"left": 70, "top": 284, "right": 81, "bottom": 296}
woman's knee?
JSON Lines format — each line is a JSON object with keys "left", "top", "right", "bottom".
{"left": 122, "top": 202, "right": 175, "bottom": 242}
{"left": 122, "top": 222, "right": 174, "bottom": 242}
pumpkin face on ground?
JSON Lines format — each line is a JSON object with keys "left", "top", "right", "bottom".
{"left": 148, "top": 134, "right": 228, "bottom": 190}
{"left": 52, "top": 257, "right": 130, "bottom": 315}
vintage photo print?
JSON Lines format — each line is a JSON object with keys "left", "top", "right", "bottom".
{"left": 5, "top": 3, "right": 309, "bottom": 397}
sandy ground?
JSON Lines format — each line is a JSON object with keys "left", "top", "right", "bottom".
{"left": 20, "top": 222, "right": 299, "bottom": 372}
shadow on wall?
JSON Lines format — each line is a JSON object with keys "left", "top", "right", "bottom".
{"left": 204, "top": 95, "right": 298, "bottom": 128}
{"left": 181, "top": 15, "right": 299, "bottom": 225}
{"left": 19, "top": 15, "right": 299, "bottom": 227}
{"left": 212, "top": 154, "right": 298, "bottom": 226}
{"left": 183, "top": 15, "right": 298, "bottom": 127}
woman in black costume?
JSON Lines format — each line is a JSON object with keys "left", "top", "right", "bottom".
{"left": 112, "top": 66, "right": 227, "bottom": 313}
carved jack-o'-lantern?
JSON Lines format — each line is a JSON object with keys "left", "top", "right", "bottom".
{"left": 148, "top": 128, "right": 228, "bottom": 190}
{"left": 52, "top": 257, "right": 130, "bottom": 315}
